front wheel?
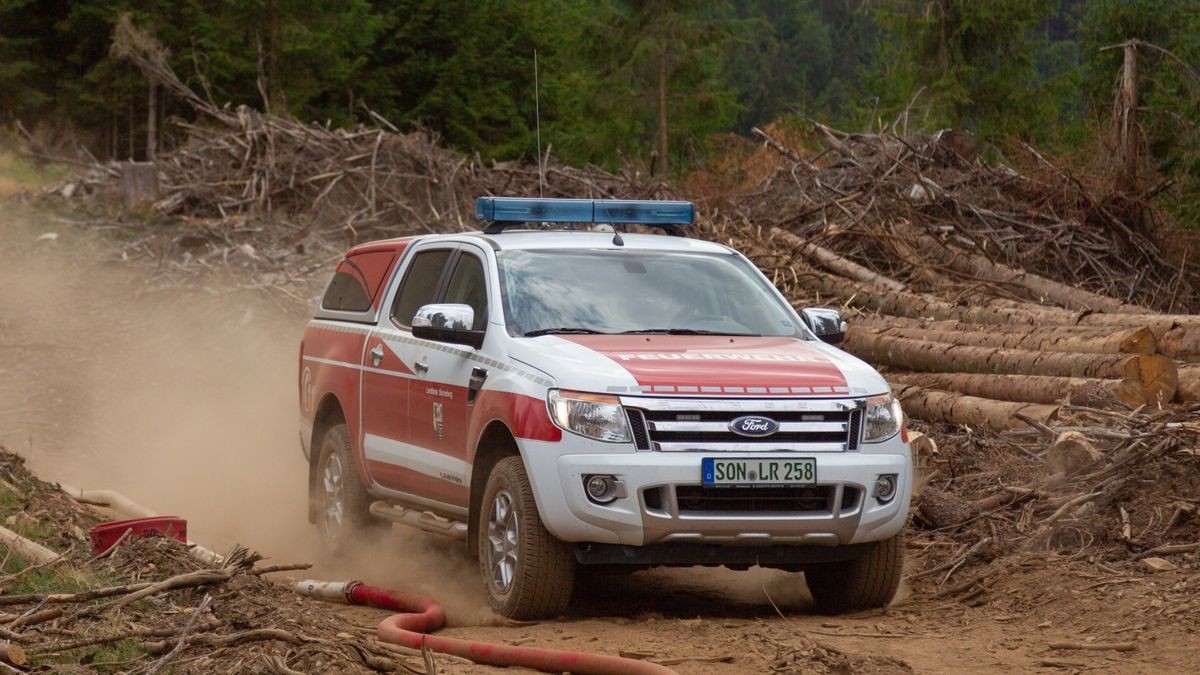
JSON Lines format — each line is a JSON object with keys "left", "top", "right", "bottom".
{"left": 805, "top": 534, "right": 904, "bottom": 614}
{"left": 478, "top": 456, "right": 576, "bottom": 619}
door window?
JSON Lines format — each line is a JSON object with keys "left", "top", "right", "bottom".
{"left": 391, "top": 250, "right": 452, "bottom": 328}
{"left": 443, "top": 253, "right": 489, "bottom": 330}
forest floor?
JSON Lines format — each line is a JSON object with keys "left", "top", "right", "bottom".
{"left": 0, "top": 193, "right": 1197, "bottom": 672}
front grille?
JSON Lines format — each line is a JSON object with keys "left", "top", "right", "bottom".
{"left": 627, "top": 409, "right": 651, "bottom": 450}
{"left": 675, "top": 485, "right": 834, "bottom": 513}
{"left": 630, "top": 406, "right": 862, "bottom": 450}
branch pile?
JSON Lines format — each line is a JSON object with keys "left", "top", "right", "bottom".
{"left": 0, "top": 450, "right": 433, "bottom": 673}
{"left": 906, "top": 405, "right": 1200, "bottom": 605}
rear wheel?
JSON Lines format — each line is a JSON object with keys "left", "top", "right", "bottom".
{"left": 478, "top": 456, "right": 575, "bottom": 619}
{"left": 315, "top": 424, "right": 384, "bottom": 555}
{"left": 805, "top": 534, "right": 904, "bottom": 614}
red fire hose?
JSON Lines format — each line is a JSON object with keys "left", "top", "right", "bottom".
{"left": 295, "top": 579, "right": 677, "bottom": 675}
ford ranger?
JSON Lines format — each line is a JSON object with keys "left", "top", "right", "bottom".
{"left": 299, "top": 197, "right": 911, "bottom": 619}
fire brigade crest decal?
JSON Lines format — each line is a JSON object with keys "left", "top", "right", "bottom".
{"left": 432, "top": 402, "right": 444, "bottom": 440}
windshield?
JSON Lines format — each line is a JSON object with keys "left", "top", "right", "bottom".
{"left": 496, "top": 249, "right": 803, "bottom": 337}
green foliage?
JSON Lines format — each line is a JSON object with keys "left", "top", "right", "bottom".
{"left": 725, "top": 1, "right": 832, "bottom": 132}
{"left": 870, "top": 0, "right": 1061, "bottom": 140}
{"left": 2, "top": 0, "right": 1199, "bottom": 200}
{"left": 596, "top": 0, "right": 743, "bottom": 173}
{"left": 363, "top": 0, "right": 591, "bottom": 162}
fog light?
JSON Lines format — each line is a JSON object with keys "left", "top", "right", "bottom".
{"left": 584, "top": 475, "right": 617, "bottom": 504}
{"left": 873, "top": 474, "right": 897, "bottom": 502}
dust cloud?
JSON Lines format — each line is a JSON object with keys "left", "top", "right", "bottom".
{"left": 0, "top": 205, "right": 823, "bottom": 626}
{"left": 0, "top": 206, "right": 315, "bottom": 557}
{"left": 0, "top": 206, "right": 504, "bottom": 624}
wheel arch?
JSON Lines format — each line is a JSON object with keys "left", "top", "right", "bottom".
{"left": 467, "top": 420, "right": 521, "bottom": 556}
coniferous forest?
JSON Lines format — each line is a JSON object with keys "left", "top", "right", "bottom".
{"left": 2, "top": 1, "right": 1198, "bottom": 217}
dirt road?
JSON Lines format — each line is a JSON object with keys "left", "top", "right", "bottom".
{"left": 1, "top": 205, "right": 1196, "bottom": 673}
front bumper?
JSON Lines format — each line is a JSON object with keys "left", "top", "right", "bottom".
{"left": 519, "top": 435, "right": 911, "bottom": 548}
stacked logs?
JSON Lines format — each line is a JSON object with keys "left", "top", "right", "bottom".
{"left": 709, "top": 125, "right": 1200, "bottom": 431}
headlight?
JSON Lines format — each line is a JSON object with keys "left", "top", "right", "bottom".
{"left": 547, "top": 390, "right": 632, "bottom": 443}
{"left": 863, "top": 394, "right": 903, "bottom": 443}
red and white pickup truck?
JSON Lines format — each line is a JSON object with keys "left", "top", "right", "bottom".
{"left": 299, "top": 197, "right": 912, "bottom": 619}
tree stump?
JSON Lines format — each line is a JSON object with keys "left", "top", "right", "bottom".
{"left": 120, "top": 161, "right": 158, "bottom": 214}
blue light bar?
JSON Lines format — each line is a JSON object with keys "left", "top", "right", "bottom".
{"left": 476, "top": 197, "right": 695, "bottom": 226}
{"left": 593, "top": 199, "right": 695, "bottom": 225}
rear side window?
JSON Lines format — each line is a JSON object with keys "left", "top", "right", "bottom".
{"left": 392, "top": 249, "right": 453, "bottom": 328}
{"left": 321, "top": 251, "right": 396, "bottom": 313}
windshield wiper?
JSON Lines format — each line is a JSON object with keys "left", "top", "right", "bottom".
{"left": 523, "top": 327, "right": 606, "bottom": 337}
{"left": 618, "top": 328, "right": 761, "bottom": 336}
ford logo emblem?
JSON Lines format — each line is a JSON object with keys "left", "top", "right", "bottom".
{"left": 729, "top": 415, "right": 779, "bottom": 437}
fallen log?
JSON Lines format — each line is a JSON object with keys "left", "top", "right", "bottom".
{"left": 0, "top": 526, "right": 60, "bottom": 565}
{"left": 806, "top": 271, "right": 1083, "bottom": 325}
{"left": 1158, "top": 326, "right": 1200, "bottom": 361}
{"left": 851, "top": 319, "right": 1155, "bottom": 355}
{"left": 810, "top": 272, "right": 1200, "bottom": 337}
{"left": 847, "top": 333, "right": 1177, "bottom": 403}
{"left": 893, "top": 384, "right": 1059, "bottom": 430}
{"left": 0, "top": 642, "right": 25, "bottom": 667}
{"left": 892, "top": 220, "right": 1147, "bottom": 314}
{"left": 1176, "top": 365, "right": 1200, "bottom": 402}
{"left": 886, "top": 372, "right": 1145, "bottom": 407}
{"left": 769, "top": 226, "right": 906, "bottom": 292}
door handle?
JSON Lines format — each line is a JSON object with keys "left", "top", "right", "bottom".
{"left": 414, "top": 360, "right": 430, "bottom": 375}
{"left": 370, "top": 344, "right": 384, "bottom": 367}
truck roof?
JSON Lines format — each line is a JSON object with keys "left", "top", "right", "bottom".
{"left": 345, "top": 231, "right": 731, "bottom": 257}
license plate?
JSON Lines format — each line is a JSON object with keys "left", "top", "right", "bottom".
{"left": 702, "top": 457, "right": 816, "bottom": 486}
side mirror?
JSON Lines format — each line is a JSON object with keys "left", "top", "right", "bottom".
{"left": 412, "top": 304, "right": 485, "bottom": 349}
{"left": 800, "top": 307, "right": 847, "bottom": 346}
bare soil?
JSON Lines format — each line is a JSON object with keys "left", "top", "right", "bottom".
{"left": 1, "top": 204, "right": 1197, "bottom": 673}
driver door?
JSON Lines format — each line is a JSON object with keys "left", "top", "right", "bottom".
{"left": 405, "top": 248, "right": 491, "bottom": 507}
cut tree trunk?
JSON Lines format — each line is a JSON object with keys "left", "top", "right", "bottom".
{"left": 850, "top": 319, "right": 1155, "bottom": 355}
{"left": 0, "top": 525, "right": 60, "bottom": 565}
{"left": 769, "top": 226, "right": 906, "bottom": 292}
{"left": 120, "top": 161, "right": 158, "bottom": 214}
{"left": 892, "top": 220, "right": 1146, "bottom": 314}
{"left": 1158, "top": 326, "right": 1200, "bottom": 361}
{"left": 893, "top": 384, "right": 1059, "bottom": 431}
{"left": 846, "top": 332, "right": 1176, "bottom": 403}
{"left": 810, "top": 271, "right": 1200, "bottom": 338}
{"left": 1177, "top": 365, "right": 1200, "bottom": 402}
{"left": 886, "top": 372, "right": 1146, "bottom": 408}
{"left": 805, "top": 271, "right": 1083, "bottom": 325}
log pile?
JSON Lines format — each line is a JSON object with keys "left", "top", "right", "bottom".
{"left": 908, "top": 405, "right": 1200, "bottom": 595}
{"left": 707, "top": 124, "right": 1200, "bottom": 433}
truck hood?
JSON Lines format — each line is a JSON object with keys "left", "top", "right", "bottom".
{"left": 507, "top": 334, "right": 887, "bottom": 397}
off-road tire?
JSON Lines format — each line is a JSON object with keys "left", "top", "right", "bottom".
{"left": 315, "top": 424, "right": 384, "bottom": 556}
{"left": 805, "top": 533, "right": 904, "bottom": 614}
{"left": 478, "top": 456, "right": 576, "bottom": 619}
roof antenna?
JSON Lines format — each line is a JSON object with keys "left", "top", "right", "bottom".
{"left": 595, "top": 195, "right": 625, "bottom": 247}
{"left": 534, "top": 49, "right": 544, "bottom": 198}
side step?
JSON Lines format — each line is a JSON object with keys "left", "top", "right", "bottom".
{"left": 369, "top": 501, "right": 468, "bottom": 541}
